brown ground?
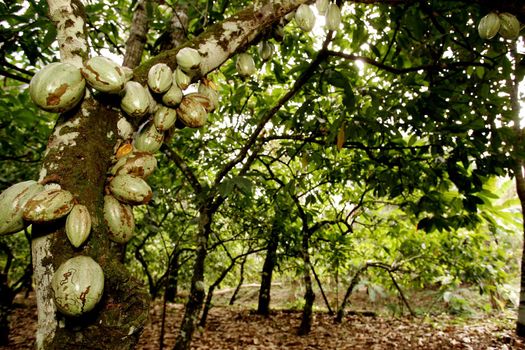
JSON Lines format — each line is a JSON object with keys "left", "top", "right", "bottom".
{"left": 3, "top": 289, "right": 525, "bottom": 350}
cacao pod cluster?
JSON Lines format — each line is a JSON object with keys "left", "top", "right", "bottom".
{"left": 478, "top": 12, "right": 521, "bottom": 40}
{"left": 15, "top": 45, "right": 222, "bottom": 316}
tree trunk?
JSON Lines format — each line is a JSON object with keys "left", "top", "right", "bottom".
{"left": 297, "top": 233, "right": 315, "bottom": 336}
{"left": 229, "top": 256, "right": 247, "bottom": 305}
{"left": 336, "top": 265, "right": 368, "bottom": 323}
{"left": 165, "top": 250, "right": 180, "bottom": 302}
{"left": 173, "top": 207, "right": 211, "bottom": 350}
{"left": 257, "top": 219, "right": 280, "bottom": 316}
{"left": 31, "top": 2, "right": 150, "bottom": 348}
{"left": 0, "top": 274, "right": 14, "bottom": 345}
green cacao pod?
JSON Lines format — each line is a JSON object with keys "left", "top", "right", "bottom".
{"left": 478, "top": 12, "right": 501, "bottom": 40}
{"left": 0, "top": 180, "right": 44, "bottom": 235}
{"left": 120, "top": 81, "right": 150, "bottom": 117}
{"left": 236, "top": 53, "right": 256, "bottom": 77}
{"left": 148, "top": 63, "right": 173, "bottom": 94}
{"left": 153, "top": 106, "right": 178, "bottom": 131}
{"left": 184, "top": 93, "right": 213, "bottom": 113}
{"left": 198, "top": 79, "right": 219, "bottom": 111}
{"left": 65, "top": 204, "right": 91, "bottom": 248}
{"left": 111, "top": 152, "right": 157, "bottom": 178}
{"left": 103, "top": 195, "right": 135, "bottom": 244}
{"left": 326, "top": 4, "right": 341, "bottom": 31}
{"left": 162, "top": 83, "right": 183, "bottom": 107}
{"left": 498, "top": 12, "right": 520, "bottom": 40}
{"left": 52, "top": 255, "right": 104, "bottom": 316}
{"left": 174, "top": 67, "right": 191, "bottom": 90}
{"left": 295, "top": 4, "right": 315, "bottom": 32}
{"left": 176, "top": 47, "right": 201, "bottom": 73}
{"left": 82, "top": 56, "right": 126, "bottom": 94}
{"left": 316, "top": 0, "right": 329, "bottom": 15}
{"left": 176, "top": 95, "right": 208, "bottom": 128}
{"left": 29, "top": 62, "right": 86, "bottom": 113}
{"left": 23, "top": 188, "right": 75, "bottom": 223}
{"left": 257, "top": 41, "right": 275, "bottom": 62}
{"left": 109, "top": 174, "right": 153, "bottom": 205}
{"left": 134, "top": 122, "right": 164, "bottom": 153}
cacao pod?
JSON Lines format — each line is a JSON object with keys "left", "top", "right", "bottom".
{"left": 52, "top": 255, "right": 104, "bottom": 316}
{"left": 184, "top": 93, "right": 213, "bottom": 113}
{"left": 257, "top": 41, "right": 274, "bottom": 62}
{"left": 326, "top": 4, "right": 341, "bottom": 31}
{"left": 295, "top": 4, "right": 315, "bottom": 32}
{"left": 134, "top": 122, "right": 164, "bottom": 153}
{"left": 111, "top": 152, "right": 158, "bottom": 178}
{"left": 236, "top": 53, "right": 256, "bottom": 77}
{"left": 120, "top": 81, "right": 150, "bottom": 117}
{"left": 478, "top": 12, "right": 501, "bottom": 40}
{"left": 29, "top": 62, "right": 86, "bottom": 113}
{"left": 316, "top": 0, "right": 329, "bottom": 15}
{"left": 198, "top": 80, "right": 219, "bottom": 111}
{"left": 65, "top": 204, "right": 91, "bottom": 248}
{"left": 162, "top": 83, "right": 183, "bottom": 107}
{"left": 103, "top": 195, "right": 135, "bottom": 243}
{"left": 176, "top": 47, "right": 201, "bottom": 73}
{"left": 148, "top": 63, "right": 173, "bottom": 94}
{"left": 176, "top": 95, "right": 208, "bottom": 128}
{"left": 153, "top": 106, "right": 178, "bottom": 131}
{"left": 0, "top": 181, "right": 44, "bottom": 235}
{"left": 109, "top": 174, "right": 153, "bottom": 205}
{"left": 498, "top": 12, "right": 520, "bottom": 40}
{"left": 82, "top": 56, "right": 126, "bottom": 94}
{"left": 174, "top": 67, "right": 191, "bottom": 90}
{"left": 23, "top": 188, "right": 75, "bottom": 223}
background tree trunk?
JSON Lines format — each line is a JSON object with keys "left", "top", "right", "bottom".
{"left": 257, "top": 219, "right": 280, "bottom": 316}
{"left": 297, "top": 232, "right": 315, "bottom": 335}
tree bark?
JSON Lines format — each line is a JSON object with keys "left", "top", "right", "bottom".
{"left": 335, "top": 265, "right": 368, "bottom": 323}
{"left": 257, "top": 218, "right": 280, "bottom": 316}
{"left": 173, "top": 207, "right": 212, "bottom": 350}
{"left": 165, "top": 250, "right": 180, "bottom": 303}
{"left": 32, "top": 1, "right": 150, "bottom": 348}
{"left": 229, "top": 256, "right": 247, "bottom": 305}
{"left": 123, "top": 0, "right": 151, "bottom": 68}
{"left": 297, "top": 232, "right": 315, "bottom": 336}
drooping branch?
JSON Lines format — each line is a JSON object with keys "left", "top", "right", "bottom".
{"left": 162, "top": 145, "right": 203, "bottom": 194}
{"left": 326, "top": 50, "right": 493, "bottom": 75}
{"left": 0, "top": 69, "right": 31, "bottom": 83}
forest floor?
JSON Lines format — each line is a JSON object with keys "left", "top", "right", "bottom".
{"left": 3, "top": 284, "right": 525, "bottom": 349}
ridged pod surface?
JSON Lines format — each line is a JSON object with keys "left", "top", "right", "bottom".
{"left": 29, "top": 62, "right": 86, "bottom": 113}
{"left": 257, "top": 41, "right": 274, "bottom": 62}
{"left": 478, "top": 12, "right": 501, "bottom": 40}
{"left": 23, "top": 188, "right": 75, "bottom": 223}
{"left": 109, "top": 174, "right": 153, "bottom": 205}
{"left": 81, "top": 56, "right": 126, "bottom": 94}
{"left": 162, "top": 83, "right": 183, "bottom": 107}
{"left": 51, "top": 255, "right": 104, "bottom": 316}
{"left": 174, "top": 67, "right": 191, "bottom": 90}
{"left": 176, "top": 47, "right": 202, "bottom": 73}
{"left": 295, "top": 4, "right": 315, "bottom": 32}
{"left": 326, "top": 4, "right": 341, "bottom": 31}
{"left": 148, "top": 63, "right": 173, "bottom": 94}
{"left": 177, "top": 95, "right": 208, "bottom": 128}
{"left": 498, "top": 12, "right": 520, "bottom": 40}
{"left": 316, "top": 0, "right": 329, "bottom": 15}
{"left": 111, "top": 152, "right": 157, "bottom": 178}
{"left": 0, "top": 180, "right": 44, "bottom": 235}
{"left": 198, "top": 80, "right": 219, "bottom": 111}
{"left": 154, "top": 106, "right": 178, "bottom": 131}
{"left": 134, "top": 123, "right": 164, "bottom": 153}
{"left": 103, "top": 195, "right": 135, "bottom": 243}
{"left": 236, "top": 53, "right": 256, "bottom": 77}
{"left": 120, "top": 81, "right": 150, "bottom": 117}
{"left": 184, "top": 93, "right": 213, "bottom": 113}
{"left": 65, "top": 204, "right": 91, "bottom": 248}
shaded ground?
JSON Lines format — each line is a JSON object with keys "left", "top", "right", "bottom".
{"left": 3, "top": 290, "right": 525, "bottom": 349}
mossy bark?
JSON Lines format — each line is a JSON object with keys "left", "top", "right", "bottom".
{"left": 32, "top": 96, "right": 150, "bottom": 349}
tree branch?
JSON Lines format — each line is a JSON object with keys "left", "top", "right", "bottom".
{"left": 123, "top": 0, "right": 152, "bottom": 68}
{"left": 162, "top": 145, "right": 203, "bottom": 194}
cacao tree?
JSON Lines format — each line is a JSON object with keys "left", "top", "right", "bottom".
{"left": 1, "top": 0, "right": 525, "bottom": 349}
